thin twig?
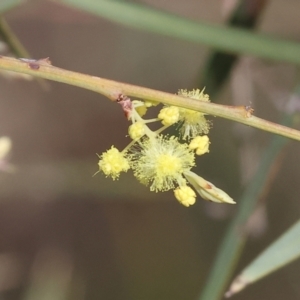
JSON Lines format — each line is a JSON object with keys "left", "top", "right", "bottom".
{"left": 0, "top": 55, "right": 299, "bottom": 141}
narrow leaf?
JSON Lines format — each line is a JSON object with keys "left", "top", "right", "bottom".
{"left": 198, "top": 114, "right": 293, "bottom": 300}
{"left": 0, "top": 0, "right": 23, "bottom": 13}
{"left": 226, "top": 219, "right": 300, "bottom": 297}
{"left": 58, "top": 0, "right": 300, "bottom": 65}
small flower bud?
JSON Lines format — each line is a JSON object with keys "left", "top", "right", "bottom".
{"left": 158, "top": 106, "right": 180, "bottom": 126}
{"left": 128, "top": 122, "right": 146, "bottom": 140}
{"left": 189, "top": 135, "right": 210, "bottom": 155}
{"left": 98, "top": 146, "right": 130, "bottom": 180}
{"left": 174, "top": 186, "right": 196, "bottom": 207}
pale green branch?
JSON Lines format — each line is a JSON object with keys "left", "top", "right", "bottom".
{"left": 0, "top": 55, "right": 300, "bottom": 141}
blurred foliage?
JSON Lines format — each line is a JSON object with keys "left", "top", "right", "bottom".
{"left": 0, "top": 1, "right": 300, "bottom": 300}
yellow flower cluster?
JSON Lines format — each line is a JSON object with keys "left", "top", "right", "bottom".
{"left": 128, "top": 122, "right": 145, "bottom": 140}
{"left": 189, "top": 135, "right": 210, "bottom": 155}
{"left": 158, "top": 106, "right": 179, "bottom": 126}
{"left": 174, "top": 186, "right": 196, "bottom": 207}
{"left": 96, "top": 89, "right": 234, "bottom": 207}
{"left": 130, "top": 135, "right": 194, "bottom": 192}
{"left": 97, "top": 146, "right": 130, "bottom": 180}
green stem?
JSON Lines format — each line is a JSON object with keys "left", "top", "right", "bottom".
{"left": 0, "top": 55, "right": 300, "bottom": 141}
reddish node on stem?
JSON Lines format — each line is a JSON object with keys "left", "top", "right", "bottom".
{"left": 29, "top": 62, "right": 40, "bottom": 70}
{"left": 116, "top": 94, "right": 132, "bottom": 119}
{"left": 19, "top": 58, "right": 40, "bottom": 70}
{"left": 19, "top": 57, "right": 52, "bottom": 70}
{"left": 245, "top": 105, "right": 254, "bottom": 118}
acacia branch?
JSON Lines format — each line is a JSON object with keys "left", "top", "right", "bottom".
{"left": 0, "top": 55, "right": 299, "bottom": 141}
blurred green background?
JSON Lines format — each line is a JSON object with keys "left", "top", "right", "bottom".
{"left": 0, "top": 0, "right": 300, "bottom": 299}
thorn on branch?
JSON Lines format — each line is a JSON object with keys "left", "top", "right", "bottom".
{"left": 19, "top": 57, "right": 52, "bottom": 70}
